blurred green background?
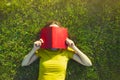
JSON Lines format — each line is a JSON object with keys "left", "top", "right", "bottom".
{"left": 0, "top": 0, "right": 120, "bottom": 80}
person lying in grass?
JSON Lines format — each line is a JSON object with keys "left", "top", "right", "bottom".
{"left": 22, "top": 20, "right": 92, "bottom": 80}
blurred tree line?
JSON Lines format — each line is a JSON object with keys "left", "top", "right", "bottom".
{"left": 0, "top": 0, "right": 120, "bottom": 80}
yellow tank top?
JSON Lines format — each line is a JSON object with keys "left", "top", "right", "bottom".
{"left": 35, "top": 48, "right": 74, "bottom": 80}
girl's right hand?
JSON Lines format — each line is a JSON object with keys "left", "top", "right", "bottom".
{"left": 33, "top": 39, "right": 43, "bottom": 50}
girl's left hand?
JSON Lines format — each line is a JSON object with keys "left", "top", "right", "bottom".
{"left": 66, "top": 38, "right": 75, "bottom": 48}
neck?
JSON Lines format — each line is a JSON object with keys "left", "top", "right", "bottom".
{"left": 51, "top": 48, "right": 59, "bottom": 51}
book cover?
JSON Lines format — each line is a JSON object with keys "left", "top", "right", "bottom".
{"left": 40, "top": 27, "right": 68, "bottom": 49}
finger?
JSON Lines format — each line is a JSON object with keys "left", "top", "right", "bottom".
{"left": 37, "top": 43, "right": 41, "bottom": 47}
{"left": 40, "top": 39, "right": 44, "bottom": 43}
{"left": 34, "top": 42, "right": 39, "bottom": 47}
{"left": 35, "top": 44, "right": 39, "bottom": 47}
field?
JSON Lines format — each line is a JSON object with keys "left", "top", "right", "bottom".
{"left": 0, "top": 0, "right": 120, "bottom": 80}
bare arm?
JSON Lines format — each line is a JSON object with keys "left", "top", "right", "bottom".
{"left": 21, "top": 39, "right": 43, "bottom": 66}
{"left": 21, "top": 48, "right": 38, "bottom": 66}
{"left": 66, "top": 38, "right": 92, "bottom": 66}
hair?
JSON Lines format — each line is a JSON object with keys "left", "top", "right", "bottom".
{"left": 44, "top": 20, "right": 62, "bottom": 27}
{"left": 36, "top": 20, "right": 62, "bottom": 40}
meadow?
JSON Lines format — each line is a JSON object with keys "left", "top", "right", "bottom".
{"left": 0, "top": 0, "right": 120, "bottom": 80}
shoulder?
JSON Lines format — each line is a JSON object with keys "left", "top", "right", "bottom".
{"left": 63, "top": 47, "right": 75, "bottom": 58}
{"left": 67, "top": 47, "right": 75, "bottom": 52}
{"left": 35, "top": 49, "right": 46, "bottom": 57}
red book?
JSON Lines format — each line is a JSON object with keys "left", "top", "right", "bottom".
{"left": 40, "top": 27, "right": 68, "bottom": 49}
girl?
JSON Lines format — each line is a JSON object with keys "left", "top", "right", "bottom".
{"left": 22, "top": 21, "right": 92, "bottom": 80}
